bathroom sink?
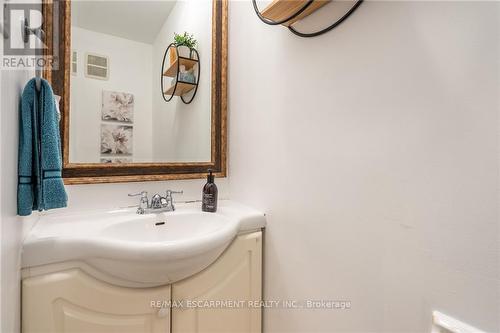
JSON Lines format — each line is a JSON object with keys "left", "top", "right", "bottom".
{"left": 101, "top": 212, "right": 233, "bottom": 243}
{"left": 22, "top": 201, "right": 265, "bottom": 287}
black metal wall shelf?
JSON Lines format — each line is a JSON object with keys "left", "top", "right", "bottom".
{"left": 252, "top": 0, "right": 363, "bottom": 38}
{"left": 161, "top": 44, "right": 200, "bottom": 104}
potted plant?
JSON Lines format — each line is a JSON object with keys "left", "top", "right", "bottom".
{"left": 170, "top": 32, "right": 198, "bottom": 64}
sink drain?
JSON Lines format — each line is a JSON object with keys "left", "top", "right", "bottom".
{"left": 155, "top": 222, "right": 166, "bottom": 226}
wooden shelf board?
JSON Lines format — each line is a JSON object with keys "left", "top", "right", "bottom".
{"left": 164, "top": 81, "right": 196, "bottom": 96}
{"left": 163, "top": 57, "right": 198, "bottom": 77}
{"left": 261, "top": 0, "right": 330, "bottom": 27}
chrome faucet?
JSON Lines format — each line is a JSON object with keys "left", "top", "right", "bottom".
{"left": 128, "top": 190, "right": 183, "bottom": 214}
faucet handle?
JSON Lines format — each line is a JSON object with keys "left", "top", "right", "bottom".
{"left": 128, "top": 191, "right": 148, "bottom": 198}
{"left": 128, "top": 191, "right": 149, "bottom": 214}
{"left": 128, "top": 191, "right": 149, "bottom": 205}
{"left": 166, "top": 190, "right": 183, "bottom": 198}
{"left": 165, "top": 190, "right": 183, "bottom": 211}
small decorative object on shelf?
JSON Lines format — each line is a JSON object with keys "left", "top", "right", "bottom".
{"left": 252, "top": 0, "right": 363, "bottom": 38}
{"left": 174, "top": 32, "right": 197, "bottom": 49}
{"left": 161, "top": 32, "right": 200, "bottom": 104}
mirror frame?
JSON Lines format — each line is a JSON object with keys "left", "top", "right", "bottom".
{"left": 42, "top": 0, "right": 227, "bottom": 184}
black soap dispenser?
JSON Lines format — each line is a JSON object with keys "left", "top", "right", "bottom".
{"left": 202, "top": 169, "right": 218, "bottom": 212}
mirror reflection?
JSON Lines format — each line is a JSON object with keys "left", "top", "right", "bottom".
{"left": 69, "top": 0, "right": 212, "bottom": 164}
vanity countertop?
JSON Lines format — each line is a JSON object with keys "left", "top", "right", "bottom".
{"left": 22, "top": 200, "right": 265, "bottom": 287}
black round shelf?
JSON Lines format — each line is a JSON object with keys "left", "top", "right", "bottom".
{"left": 252, "top": 0, "right": 363, "bottom": 38}
{"left": 161, "top": 43, "right": 200, "bottom": 104}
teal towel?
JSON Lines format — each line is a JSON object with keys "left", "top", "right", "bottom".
{"left": 18, "top": 78, "right": 67, "bottom": 216}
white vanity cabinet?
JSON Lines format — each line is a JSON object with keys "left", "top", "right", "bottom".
{"left": 22, "top": 231, "right": 263, "bottom": 333}
{"left": 172, "top": 231, "right": 262, "bottom": 333}
{"left": 22, "top": 269, "right": 171, "bottom": 333}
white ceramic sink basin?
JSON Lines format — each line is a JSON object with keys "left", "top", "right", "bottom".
{"left": 22, "top": 201, "right": 265, "bottom": 287}
{"left": 101, "top": 212, "right": 232, "bottom": 243}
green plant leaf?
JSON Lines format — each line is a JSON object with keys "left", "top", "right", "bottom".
{"left": 173, "top": 32, "right": 197, "bottom": 49}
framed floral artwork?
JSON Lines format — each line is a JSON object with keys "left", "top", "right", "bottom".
{"left": 101, "top": 90, "right": 134, "bottom": 123}
{"left": 100, "top": 124, "right": 133, "bottom": 155}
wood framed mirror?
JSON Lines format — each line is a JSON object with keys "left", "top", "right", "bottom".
{"left": 42, "top": 0, "right": 227, "bottom": 184}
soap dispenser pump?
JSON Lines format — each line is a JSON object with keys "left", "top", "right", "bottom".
{"left": 202, "top": 169, "right": 218, "bottom": 212}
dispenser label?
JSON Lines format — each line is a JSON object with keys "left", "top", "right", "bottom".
{"left": 202, "top": 193, "right": 216, "bottom": 211}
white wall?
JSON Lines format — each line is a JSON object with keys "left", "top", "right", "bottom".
{"left": 228, "top": 1, "right": 499, "bottom": 333}
{"left": 0, "top": 2, "right": 40, "bottom": 332}
{"left": 70, "top": 26, "right": 153, "bottom": 163}
{"left": 152, "top": 0, "right": 212, "bottom": 162}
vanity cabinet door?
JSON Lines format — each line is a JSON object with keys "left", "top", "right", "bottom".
{"left": 172, "top": 231, "right": 262, "bottom": 333}
{"left": 22, "top": 269, "right": 170, "bottom": 333}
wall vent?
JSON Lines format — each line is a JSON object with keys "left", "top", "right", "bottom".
{"left": 71, "top": 50, "right": 77, "bottom": 75}
{"left": 85, "top": 53, "right": 109, "bottom": 80}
